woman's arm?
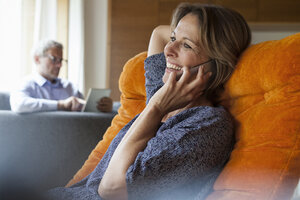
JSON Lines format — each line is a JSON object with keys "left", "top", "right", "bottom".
{"left": 147, "top": 25, "right": 171, "bottom": 57}
{"left": 98, "top": 102, "right": 164, "bottom": 199}
{"left": 98, "top": 66, "right": 211, "bottom": 199}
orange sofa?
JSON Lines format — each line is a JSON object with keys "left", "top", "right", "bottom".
{"left": 68, "top": 33, "right": 300, "bottom": 200}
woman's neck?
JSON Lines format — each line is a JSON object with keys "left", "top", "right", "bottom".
{"left": 162, "top": 97, "right": 213, "bottom": 122}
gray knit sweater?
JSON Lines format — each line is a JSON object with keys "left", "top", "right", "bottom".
{"left": 47, "top": 53, "right": 234, "bottom": 200}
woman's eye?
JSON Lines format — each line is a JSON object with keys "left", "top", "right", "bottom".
{"left": 183, "top": 43, "right": 192, "bottom": 49}
{"left": 170, "top": 36, "right": 176, "bottom": 42}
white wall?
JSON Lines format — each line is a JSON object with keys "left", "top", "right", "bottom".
{"left": 252, "top": 31, "right": 299, "bottom": 44}
{"left": 250, "top": 23, "right": 300, "bottom": 44}
{"left": 84, "top": 0, "right": 108, "bottom": 96}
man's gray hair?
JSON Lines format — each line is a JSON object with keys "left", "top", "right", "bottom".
{"left": 33, "top": 39, "right": 63, "bottom": 57}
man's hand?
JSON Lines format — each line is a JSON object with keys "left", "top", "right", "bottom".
{"left": 58, "top": 96, "right": 85, "bottom": 111}
{"left": 97, "top": 97, "right": 113, "bottom": 112}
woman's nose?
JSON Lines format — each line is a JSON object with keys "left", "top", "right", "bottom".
{"left": 164, "top": 41, "right": 179, "bottom": 58}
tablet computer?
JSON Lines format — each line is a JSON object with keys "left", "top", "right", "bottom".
{"left": 81, "top": 88, "right": 111, "bottom": 112}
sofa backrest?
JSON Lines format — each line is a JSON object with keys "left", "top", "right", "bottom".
{"left": 0, "top": 92, "right": 11, "bottom": 110}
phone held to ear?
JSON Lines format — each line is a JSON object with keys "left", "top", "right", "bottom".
{"left": 175, "top": 59, "right": 213, "bottom": 80}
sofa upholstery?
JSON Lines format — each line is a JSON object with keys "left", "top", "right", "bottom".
{"left": 0, "top": 92, "right": 11, "bottom": 110}
{"left": 0, "top": 92, "right": 118, "bottom": 190}
{"left": 68, "top": 33, "right": 300, "bottom": 199}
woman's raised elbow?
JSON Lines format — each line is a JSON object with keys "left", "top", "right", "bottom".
{"left": 148, "top": 25, "right": 171, "bottom": 56}
{"left": 98, "top": 179, "right": 128, "bottom": 200}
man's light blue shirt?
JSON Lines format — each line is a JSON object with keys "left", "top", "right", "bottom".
{"left": 10, "top": 73, "right": 84, "bottom": 113}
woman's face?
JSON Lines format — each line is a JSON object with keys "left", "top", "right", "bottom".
{"left": 163, "top": 13, "right": 209, "bottom": 83}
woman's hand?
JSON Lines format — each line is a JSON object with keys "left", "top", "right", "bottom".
{"left": 148, "top": 65, "right": 212, "bottom": 115}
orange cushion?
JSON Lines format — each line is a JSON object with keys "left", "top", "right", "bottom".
{"left": 207, "top": 33, "right": 300, "bottom": 200}
{"left": 66, "top": 52, "right": 147, "bottom": 186}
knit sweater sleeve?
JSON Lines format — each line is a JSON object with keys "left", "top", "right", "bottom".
{"left": 144, "top": 53, "right": 165, "bottom": 104}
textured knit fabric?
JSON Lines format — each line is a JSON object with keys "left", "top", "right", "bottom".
{"left": 10, "top": 73, "right": 83, "bottom": 113}
{"left": 144, "top": 53, "right": 165, "bottom": 104}
{"left": 47, "top": 53, "right": 234, "bottom": 200}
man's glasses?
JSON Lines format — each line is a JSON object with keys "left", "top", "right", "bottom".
{"left": 45, "top": 54, "right": 68, "bottom": 64}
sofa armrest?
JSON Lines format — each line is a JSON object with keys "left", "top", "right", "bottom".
{"left": 0, "top": 110, "right": 116, "bottom": 190}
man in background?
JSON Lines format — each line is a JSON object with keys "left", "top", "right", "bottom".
{"left": 10, "top": 39, "right": 112, "bottom": 113}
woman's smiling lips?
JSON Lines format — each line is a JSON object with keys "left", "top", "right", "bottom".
{"left": 166, "top": 62, "right": 182, "bottom": 71}
{"left": 165, "top": 62, "right": 184, "bottom": 80}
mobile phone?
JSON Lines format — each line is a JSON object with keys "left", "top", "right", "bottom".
{"left": 175, "top": 60, "right": 212, "bottom": 80}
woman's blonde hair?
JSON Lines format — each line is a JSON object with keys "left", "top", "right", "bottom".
{"left": 171, "top": 3, "right": 251, "bottom": 104}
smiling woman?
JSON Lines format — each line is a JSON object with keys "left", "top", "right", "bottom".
{"left": 47, "top": 3, "right": 251, "bottom": 200}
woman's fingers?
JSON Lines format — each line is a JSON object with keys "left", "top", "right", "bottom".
{"left": 165, "top": 70, "right": 177, "bottom": 88}
{"left": 196, "top": 65, "right": 212, "bottom": 82}
{"left": 180, "top": 65, "right": 212, "bottom": 99}
{"left": 196, "top": 65, "right": 205, "bottom": 79}
{"left": 190, "top": 65, "right": 212, "bottom": 89}
{"left": 165, "top": 65, "right": 208, "bottom": 94}
{"left": 151, "top": 64, "right": 213, "bottom": 113}
{"left": 177, "top": 66, "right": 191, "bottom": 83}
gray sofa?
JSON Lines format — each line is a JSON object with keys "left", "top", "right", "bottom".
{"left": 0, "top": 92, "right": 118, "bottom": 191}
